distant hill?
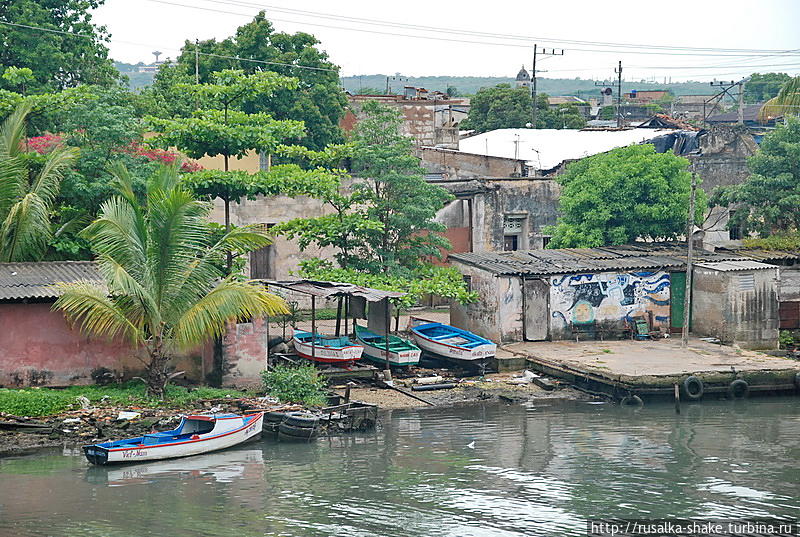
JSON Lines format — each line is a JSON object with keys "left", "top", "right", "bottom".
{"left": 341, "top": 74, "right": 720, "bottom": 98}
{"left": 115, "top": 62, "right": 155, "bottom": 91}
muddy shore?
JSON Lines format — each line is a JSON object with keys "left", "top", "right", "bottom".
{"left": 0, "top": 373, "right": 593, "bottom": 457}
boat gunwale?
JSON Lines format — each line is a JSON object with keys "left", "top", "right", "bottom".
{"left": 96, "top": 413, "right": 263, "bottom": 452}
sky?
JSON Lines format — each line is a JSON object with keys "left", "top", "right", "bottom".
{"left": 93, "top": 0, "right": 800, "bottom": 82}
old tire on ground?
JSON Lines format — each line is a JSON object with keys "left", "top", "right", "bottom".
{"left": 727, "top": 379, "right": 749, "bottom": 399}
{"left": 278, "top": 422, "right": 317, "bottom": 439}
{"left": 620, "top": 394, "right": 643, "bottom": 407}
{"left": 283, "top": 412, "right": 320, "bottom": 428}
{"left": 682, "top": 376, "right": 704, "bottom": 400}
{"left": 265, "top": 411, "right": 287, "bottom": 423}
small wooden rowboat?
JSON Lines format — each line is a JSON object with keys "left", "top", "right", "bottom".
{"left": 408, "top": 317, "right": 497, "bottom": 362}
{"left": 354, "top": 323, "right": 421, "bottom": 367}
{"left": 82, "top": 413, "right": 263, "bottom": 465}
{"left": 292, "top": 330, "right": 364, "bottom": 364}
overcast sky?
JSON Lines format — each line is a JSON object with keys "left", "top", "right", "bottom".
{"left": 94, "top": 0, "right": 800, "bottom": 82}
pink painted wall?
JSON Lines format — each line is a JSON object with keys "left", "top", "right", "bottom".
{"left": 221, "top": 317, "right": 269, "bottom": 389}
{"left": 0, "top": 303, "right": 213, "bottom": 387}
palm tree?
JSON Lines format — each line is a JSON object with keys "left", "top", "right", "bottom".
{"left": 0, "top": 101, "right": 78, "bottom": 261}
{"left": 54, "top": 162, "right": 288, "bottom": 398}
{"left": 759, "top": 76, "right": 800, "bottom": 122}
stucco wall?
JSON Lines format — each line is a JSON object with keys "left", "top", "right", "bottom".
{"left": 692, "top": 267, "right": 779, "bottom": 349}
{"left": 0, "top": 302, "right": 212, "bottom": 387}
{"left": 421, "top": 148, "right": 525, "bottom": 179}
{"left": 548, "top": 271, "right": 672, "bottom": 340}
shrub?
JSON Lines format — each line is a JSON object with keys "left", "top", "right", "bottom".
{"left": 261, "top": 364, "right": 327, "bottom": 407}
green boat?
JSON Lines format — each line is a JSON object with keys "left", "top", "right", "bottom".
{"left": 354, "top": 323, "right": 421, "bottom": 367}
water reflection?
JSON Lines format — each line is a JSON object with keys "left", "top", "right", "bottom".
{"left": 0, "top": 398, "right": 798, "bottom": 536}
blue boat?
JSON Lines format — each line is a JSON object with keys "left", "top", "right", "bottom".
{"left": 408, "top": 316, "right": 497, "bottom": 362}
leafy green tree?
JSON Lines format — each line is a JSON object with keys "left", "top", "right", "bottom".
{"left": 712, "top": 116, "right": 800, "bottom": 236}
{"left": 745, "top": 72, "right": 792, "bottom": 103}
{"left": 355, "top": 87, "right": 384, "bottom": 95}
{"left": 0, "top": 102, "right": 78, "bottom": 261}
{"left": 461, "top": 84, "right": 532, "bottom": 132}
{"left": 54, "top": 163, "right": 288, "bottom": 398}
{"left": 1, "top": 67, "right": 34, "bottom": 95}
{"left": 0, "top": 0, "right": 118, "bottom": 92}
{"left": 446, "top": 86, "right": 461, "bottom": 98}
{"left": 348, "top": 101, "right": 452, "bottom": 272}
{"left": 547, "top": 144, "right": 706, "bottom": 248}
{"left": 172, "top": 12, "right": 346, "bottom": 150}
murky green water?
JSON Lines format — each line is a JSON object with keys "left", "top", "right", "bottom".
{"left": 0, "top": 398, "right": 798, "bottom": 536}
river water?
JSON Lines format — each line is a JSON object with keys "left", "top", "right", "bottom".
{"left": 0, "top": 398, "right": 798, "bottom": 537}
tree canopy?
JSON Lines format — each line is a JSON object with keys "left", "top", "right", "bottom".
{"left": 165, "top": 11, "right": 347, "bottom": 151}
{"left": 547, "top": 144, "right": 706, "bottom": 248}
{"left": 712, "top": 116, "right": 800, "bottom": 236}
{"left": 462, "top": 84, "right": 585, "bottom": 132}
{"left": 0, "top": 0, "right": 118, "bottom": 92}
{"left": 745, "top": 72, "right": 792, "bottom": 104}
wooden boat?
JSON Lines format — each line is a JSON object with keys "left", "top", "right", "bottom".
{"left": 408, "top": 316, "right": 497, "bottom": 362}
{"left": 292, "top": 330, "right": 364, "bottom": 364}
{"left": 82, "top": 413, "right": 263, "bottom": 465}
{"left": 354, "top": 323, "right": 421, "bottom": 367}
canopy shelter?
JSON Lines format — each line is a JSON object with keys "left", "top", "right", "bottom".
{"left": 259, "top": 279, "right": 407, "bottom": 368}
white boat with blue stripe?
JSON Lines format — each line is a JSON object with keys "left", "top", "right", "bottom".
{"left": 408, "top": 316, "right": 497, "bottom": 362}
{"left": 82, "top": 412, "right": 263, "bottom": 465}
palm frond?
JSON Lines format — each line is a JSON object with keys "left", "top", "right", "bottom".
{"left": 53, "top": 282, "right": 145, "bottom": 346}
{"left": 29, "top": 145, "right": 78, "bottom": 207}
{"left": 171, "top": 280, "right": 288, "bottom": 347}
{"left": 83, "top": 196, "right": 148, "bottom": 281}
{"left": 0, "top": 192, "right": 54, "bottom": 262}
{"left": 94, "top": 254, "right": 159, "bottom": 324}
{"left": 0, "top": 100, "right": 32, "bottom": 160}
{"left": 0, "top": 103, "right": 32, "bottom": 220}
{"left": 759, "top": 76, "right": 800, "bottom": 121}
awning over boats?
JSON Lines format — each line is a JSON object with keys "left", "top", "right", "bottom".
{"left": 259, "top": 279, "right": 406, "bottom": 302}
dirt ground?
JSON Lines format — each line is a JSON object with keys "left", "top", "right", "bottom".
{"left": 342, "top": 371, "right": 591, "bottom": 409}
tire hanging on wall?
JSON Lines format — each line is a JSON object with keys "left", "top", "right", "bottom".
{"left": 682, "top": 376, "right": 704, "bottom": 400}
{"left": 727, "top": 379, "right": 749, "bottom": 399}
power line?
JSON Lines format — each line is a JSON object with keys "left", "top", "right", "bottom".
{"left": 0, "top": 20, "right": 339, "bottom": 73}
{"left": 140, "top": 0, "right": 800, "bottom": 58}
{"left": 195, "top": 0, "right": 800, "bottom": 55}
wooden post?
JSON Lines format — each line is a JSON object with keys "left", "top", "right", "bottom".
{"left": 344, "top": 382, "right": 353, "bottom": 403}
{"left": 384, "top": 298, "right": 391, "bottom": 370}
{"left": 335, "top": 296, "right": 342, "bottom": 336}
{"left": 265, "top": 313, "right": 270, "bottom": 372}
{"left": 343, "top": 296, "right": 349, "bottom": 337}
{"left": 674, "top": 383, "right": 681, "bottom": 414}
{"left": 311, "top": 295, "right": 316, "bottom": 362}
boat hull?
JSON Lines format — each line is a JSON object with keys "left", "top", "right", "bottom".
{"left": 292, "top": 334, "right": 363, "bottom": 364}
{"left": 408, "top": 317, "right": 497, "bottom": 363}
{"left": 360, "top": 344, "right": 421, "bottom": 367}
{"left": 83, "top": 413, "right": 264, "bottom": 465}
{"left": 412, "top": 335, "right": 496, "bottom": 362}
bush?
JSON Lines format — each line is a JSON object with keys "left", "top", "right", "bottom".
{"left": 261, "top": 364, "right": 327, "bottom": 407}
{"left": 779, "top": 330, "right": 796, "bottom": 349}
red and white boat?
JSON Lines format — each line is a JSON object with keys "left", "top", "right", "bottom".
{"left": 292, "top": 330, "right": 364, "bottom": 364}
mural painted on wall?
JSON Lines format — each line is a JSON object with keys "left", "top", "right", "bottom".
{"left": 550, "top": 271, "right": 671, "bottom": 333}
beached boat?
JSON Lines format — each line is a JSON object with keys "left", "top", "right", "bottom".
{"left": 292, "top": 330, "right": 364, "bottom": 364}
{"left": 82, "top": 413, "right": 263, "bottom": 465}
{"left": 354, "top": 323, "right": 421, "bottom": 367}
{"left": 408, "top": 317, "right": 497, "bottom": 362}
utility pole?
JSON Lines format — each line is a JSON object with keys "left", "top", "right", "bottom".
{"left": 615, "top": 61, "right": 623, "bottom": 128}
{"left": 594, "top": 61, "right": 623, "bottom": 127}
{"left": 530, "top": 45, "right": 564, "bottom": 128}
{"left": 737, "top": 79, "right": 745, "bottom": 125}
{"left": 194, "top": 39, "right": 200, "bottom": 111}
{"left": 682, "top": 173, "right": 697, "bottom": 348}
{"left": 704, "top": 80, "right": 744, "bottom": 126}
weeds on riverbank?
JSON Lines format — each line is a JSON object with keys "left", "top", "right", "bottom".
{"left": 0, "top": 382, "right": 251, "bottom": 417}
{"left": 261, "top": 364, "right": 327, "bottom": 407}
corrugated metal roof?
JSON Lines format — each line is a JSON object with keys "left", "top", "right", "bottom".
{"left": 694, "top": 260, "right": 777, "bottom": 272}
{"left": 724, "top": 248, "right": 800, "bottom": 262}
{"left": 0, "top": 261, "right": 102, "bottom": 301}
{"left": 260, "top": 279, "right": 406, "bottom": 302}
{"left": 449, "top": 243, "right": 753, "bottom": 276}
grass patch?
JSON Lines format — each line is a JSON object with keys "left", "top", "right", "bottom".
{"left": 0, "top": 382, "right": 253, "bottom": 417}
{"left": 261, "top": 364, "right": 327, "bottom": 407}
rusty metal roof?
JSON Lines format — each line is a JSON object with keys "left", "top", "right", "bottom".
{"left": 449, "top": 243, "right": 752, "bottom": 276}
{"left": 720, "top": 248, "right": 800, "bottom": 262}
{"left": 260, "top": 279, "right": 406, "bottom": 301}
{"left": 0, "top": 261, "right": 102, "bottom": 301}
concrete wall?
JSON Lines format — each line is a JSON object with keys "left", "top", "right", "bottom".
{"left": 450, "top": 265, "right": 523, "bottom": 343}
{"left": 692, "top": 267, "right": 779, "bottom": 349}
{"left": 220, "top": 317, "right": 269, "bottom": 389}
{"left": 548, "top": 271, "right": 672, "bottom": 340}
{"left": 689, "top": 125, "right": 758, "bottom": 193}
{"left": 0, "top": 302, "right": 212, "bottom": 387}
{"left": 421, "top": 147, "right": 526, "bottom": 179}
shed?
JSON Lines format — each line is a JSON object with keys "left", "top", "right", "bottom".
{"left": 448, "top": 244, "right": 763, "bottom": 344}
{"left": 692, "top": 260, "right": 779, "bottom": 349}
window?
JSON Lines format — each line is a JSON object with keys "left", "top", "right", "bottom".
{"left": 728, "top": 210, "right": 742, "bottom": 240}
{"left": 504, "top": 235, "right": 519, "bottom": 251}
{"left": 541, "top": 236, "right": 551, "bottom": 249}
{"left": 462, "top": 275, "right": 472, "bottom": 292}
{"left": 249, "top": 223, "right": 275, "bottom": 279}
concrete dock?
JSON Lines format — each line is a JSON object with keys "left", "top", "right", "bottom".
{"left": 504, "top": 337, "right": 800, "bottom": 400}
